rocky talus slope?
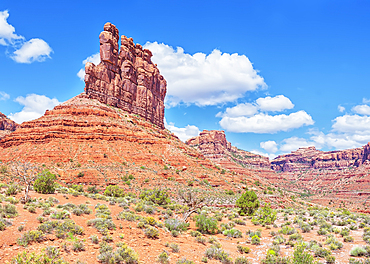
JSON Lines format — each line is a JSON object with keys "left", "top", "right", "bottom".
{"left": 84, "top": 22, "right": 166, "bottom": 128}
{"left": 0, "top": 112, "right": 18, "bottom": 139}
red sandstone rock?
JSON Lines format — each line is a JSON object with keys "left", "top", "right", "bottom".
{"left": 0, "top": 112, "right": 19, "bottom": 139}
{"left": 84, "top": 22, "right": 166, "bottom": 128}
{"left": 186, "top": 130, "right": 272, "bottom": 172}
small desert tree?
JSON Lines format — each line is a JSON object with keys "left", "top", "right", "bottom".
{"left": 34, "top": 170, "right": 57, "bottom": 194}
{"left": 236, "top": 189, "right": 259, "bottom": 216}
{"left": 177, "top": 188, "right": 208, "bottom": 222}
{"left": 9, "top": 162, "right": 42, "bottom": 203}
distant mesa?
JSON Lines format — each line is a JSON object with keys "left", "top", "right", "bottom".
{"left": 84, "top": 22, "right": 167, "bottom": 128}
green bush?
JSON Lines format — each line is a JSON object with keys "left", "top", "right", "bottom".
{"left": 237, "top": 245, "right": 250, "bottom": 254}
{"left": 104, "top": 185, "right": 125, "bottom": 197}
{"left": 235, "top": 256, "right": 250, "bottom": 264}
{"left": 235, "top": 190, "right": 259, "bottom": 216}
{"left": 251, "top": 235, "right": 261, "bottom": 245}
{"left": 6, "top": 183, "right": 19, "bottom": 196}
{"left": 165, "top": 218, "right": 189, "bottom": 233}
{"left": 144, "top": 226, "right": 159, "bottom": 239}
{"left": 350, "top": 246, "right": 368, "bottom": 257}
{"left": 34, "top": 170, "right": 57, "bottom": 194}
{"left": 195, "top": 214, "right": 218, "bottom": 234}
{"left": 251, "top": 204, "right": 277, "bottom": 225}
{"left": 139, "top": 189, "right": 170, "bottom": 205}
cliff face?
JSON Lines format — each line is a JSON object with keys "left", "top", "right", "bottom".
{"left": 0, "top": 112, "right": 19, "bottom": 139}
{"left": 271, "top": 145, "right": 370, "bottom": 172}
{"left": 186, "top": 130, "right": 271, "bottom": 172}
{"left": 84, "top": 22, "right": 166, "bottom": 128}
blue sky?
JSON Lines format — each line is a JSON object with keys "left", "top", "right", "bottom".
{"left": 1, "top": 1, "right": 370, "bottom": 158}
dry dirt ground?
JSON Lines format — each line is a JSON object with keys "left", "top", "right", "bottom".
{"left": 0, "top": 189, "right": 369, "bottom": 264}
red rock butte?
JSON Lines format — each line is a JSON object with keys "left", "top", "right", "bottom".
{"left": 84, "top": 22, "right": 167, "bottom": 128}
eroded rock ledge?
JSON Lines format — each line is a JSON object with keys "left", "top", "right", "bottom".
{"left": 84, "top": 22, "right": 167, "bottom": 128}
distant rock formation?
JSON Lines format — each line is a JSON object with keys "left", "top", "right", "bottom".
{"left": 84, "top": 22, "right": 167, "bottom": 128}
{"left": 271, "top": 145, "right": 370, "bottom": 172}
{"left": 0, "top": 112, "right": 18, "bottom": 139}
{"left": 186, "top": 130, "right": 271, "bottom": 171}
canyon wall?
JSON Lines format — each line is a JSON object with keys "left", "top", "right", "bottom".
{"left": 84, "top": 22, "right": 167, "bottom": 128}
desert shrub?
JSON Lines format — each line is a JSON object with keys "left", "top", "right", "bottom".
{"left": 289, "top": 232, "right": 302, "bottom": 241}
{"left": 176, "top": 259, "right": 194, "bottom": 264}
{"left": 51, "top": 210, "right": 70, "bottom": 220}
{"left": 165, "top": 218, "right": 189, "bottom": 232}
{"left": 220, "top": 221, "right": 235, "bottom": 231}
{"left": 350, "top": 246, "right": 368, "bottom": 257}
{"left": 6, "top": 183, "right": 19, "bottom": 196}
{"left": 300, "top": 223, "right": 311, "bottom": 233}
{"left": 9, "top": 250, "right": 69, "bottom": 264}
{"left": 69, "top": 184, "right": 83, "bottom": 192}
{"left": 205, "top": 245, "right": 233, "bottom": 264}
{"left": 195, "top": 214, "right": 218, "bottom": 234}
{"left": 158, "top": 250, "right": 169, "bottom": 264}
{"left": 195, "top": 236, "right": 207, "bottom": 244}
{"left": 260, "top": 250, "right": 290, "bottom": 264}
{"left": 117, "top": 211, "right": 139, "bottom": 222}
{"left": 314, "top": 247, "right": 331, "bottom": 258}
{"left": 291, "top": 243, "right": 317, "bottom": 264}
{"left": 87, "top": 186, "right": 99, "bottom": 194}
{"left": 237, "top": 245, "right": 250, "bottom": 254}
{"left": 340, "top": 227, "right": 350, "bottom": 237}
{"left": 344, "top": 236, "right": 354, "bottom": 242}
{"left": 17, "top": 230, "right": 45, "bottom": 246}
{"left": 87, "top": 218, "right": 116, "bottom": 234}
{"left": 325, "top": 236, "right": 343, "bottom": 250}
{"left": 97, "top": 242, "right": 139, "bottom": 264}
{"left": 72, "top": 240, "right": 85, "bottom": 252}
{"left": 144, "top": 226, "right": 159, "bottom": 239}
{"left": 170, "top": 243, "right": 180, "bottom": 253}
{"left": 104, "top": 185, "right": 125, "bottom": 197}
{"left": 190, "top": 230, "right": 202, "bottom": 237}
{"left": 90, "top": 234, "right": 99, "bottom": 244}
{"left": 273, "top": 235, "right": 286, "bottom": 245}
{"left": 251, "top": 204, "right": 277, "bottom": 225}
{"left": 223, "top": 228, "right": 242, "bottom": 238}
{"left": 326, "top": 255, "right": 335, "bottom": 264}
{"left": 0, "top": 218, "right": 12, "bottom": 230}
{"left": 139, "top": 189, "right": 170, "bottom": 205}
{"left": 279, "top": 226, "right": 296, "bottom": 235}
{"left": 235, "top": 256, "right": 250, "bottom": 264}
{"left": 233, "top": 218, "right": 246, "bottom": 225}
{"left": 251, "top": 235, "right": 261, "bottom": 245}
{"left": 34, "top": 170, "right": 57, "bottom": 194}
{"left": 235, "top": 190, "right": 259, "bottom": 216}
{"left": 1, "top": 203, "right": 18, "bottom": 218}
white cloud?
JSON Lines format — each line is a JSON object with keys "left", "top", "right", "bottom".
{"left": 256, "top": 95, "right": 294, "bottom": 112}
{"left": 332, "top": 114, "right": 370, "bottom": 133}
{"left": 164, "top": 118, "right": 200, "bottom": 142}
{"left": 77, "top": 52, "right": 100, "bottom": 81}
{"left": 352, "top": 104, "right": 370, "bottom": 115}
{"left": 8, "top": 94, "right": 60, "bottom": 123}
{"left": 363, "top": 98, "right": 370, "bottom": 104}
{"left": 216, "top": 103, "right": 257, "bottom": 118}
{"left": 251, "top": 149, "right": 277, "bottom": 160}
{"left": 12, "top": 38, "right": 52, "bottom": 63}
{"left": 0, "top": 91, "right": 10, "bottom": 101}
{"left": 279, "top": 137, "right": 315, "bottom": 152}
{"left": 338, "top": 105, "right": 345, "bottom": 112}
{"left": 260, "top": 140, "right": 278, "bottom": 153}
{"left": 219, "top": 110, "right": 314, "bottom": 133}
{"left": 0, "top": 10, "right": 52, "bottom": 63}
{"left": 0, "top": 10, "right": 24, "bottom": 46}
{"left": 143, "top": 42, "right": 266, "bottom": 107}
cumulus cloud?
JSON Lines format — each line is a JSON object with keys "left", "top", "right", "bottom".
{"left": 352, "top": 105, "right": 370, "bottom": 115}
{"left": 0, "top": 10, "right": 52, "bottom": 63}
{"left": 217, "top": 95, "right": 313, "bottom": 134}
{"left": 12, "top": 38, "right": 52, "bottom": 63}
{"left": 219, "top": 111, "right": 314, "bottom": 133}
{"left": 260, "top": 140, "right": 278, "bottom": 153}
{"left": 0, "top": 91, "right": 10, "bottom": 101}
{"left": 77, "top": 52, "right": 100, "bottom": 80}
{"left": 279, "top": 137, "right": 315, "bottom": 152}
{"left": 164, "top": 118, "right": 200, "bottom": 142}
{"left": 256, "top": 95, "right": 294, "bottom": 112}
{"left": 338, "top": 105, "right": 345, "bottom": 112}
{"left": 0, "top": 10, "right": 24, "bottom": 45}
{"left": 143, "top": 42, "right": 266, "bottom": 107}
{"left": 332, "top": 114, "right": 370, "bottom": 133}
{"left": 8, "top": 94, "right": 60, "bottom": 123}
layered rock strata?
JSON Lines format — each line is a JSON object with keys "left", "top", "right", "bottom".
{"left": 0, "top": 112, "right": 18, "bottom": 139}
{"left": 271, "top": 145, "right": 370, "bottom": 172}
{"left": 186, "top": 130, "right": 271, "bottom": 171}
{"left": 84, "top": 22, "right": 166, "bottom": 128}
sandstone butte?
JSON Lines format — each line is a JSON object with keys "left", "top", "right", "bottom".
{"left": 0, "top": 22, "right": 370, "bottom": 211}
{"left": 0, "top": 23, "right": 286, "bottom": 208}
